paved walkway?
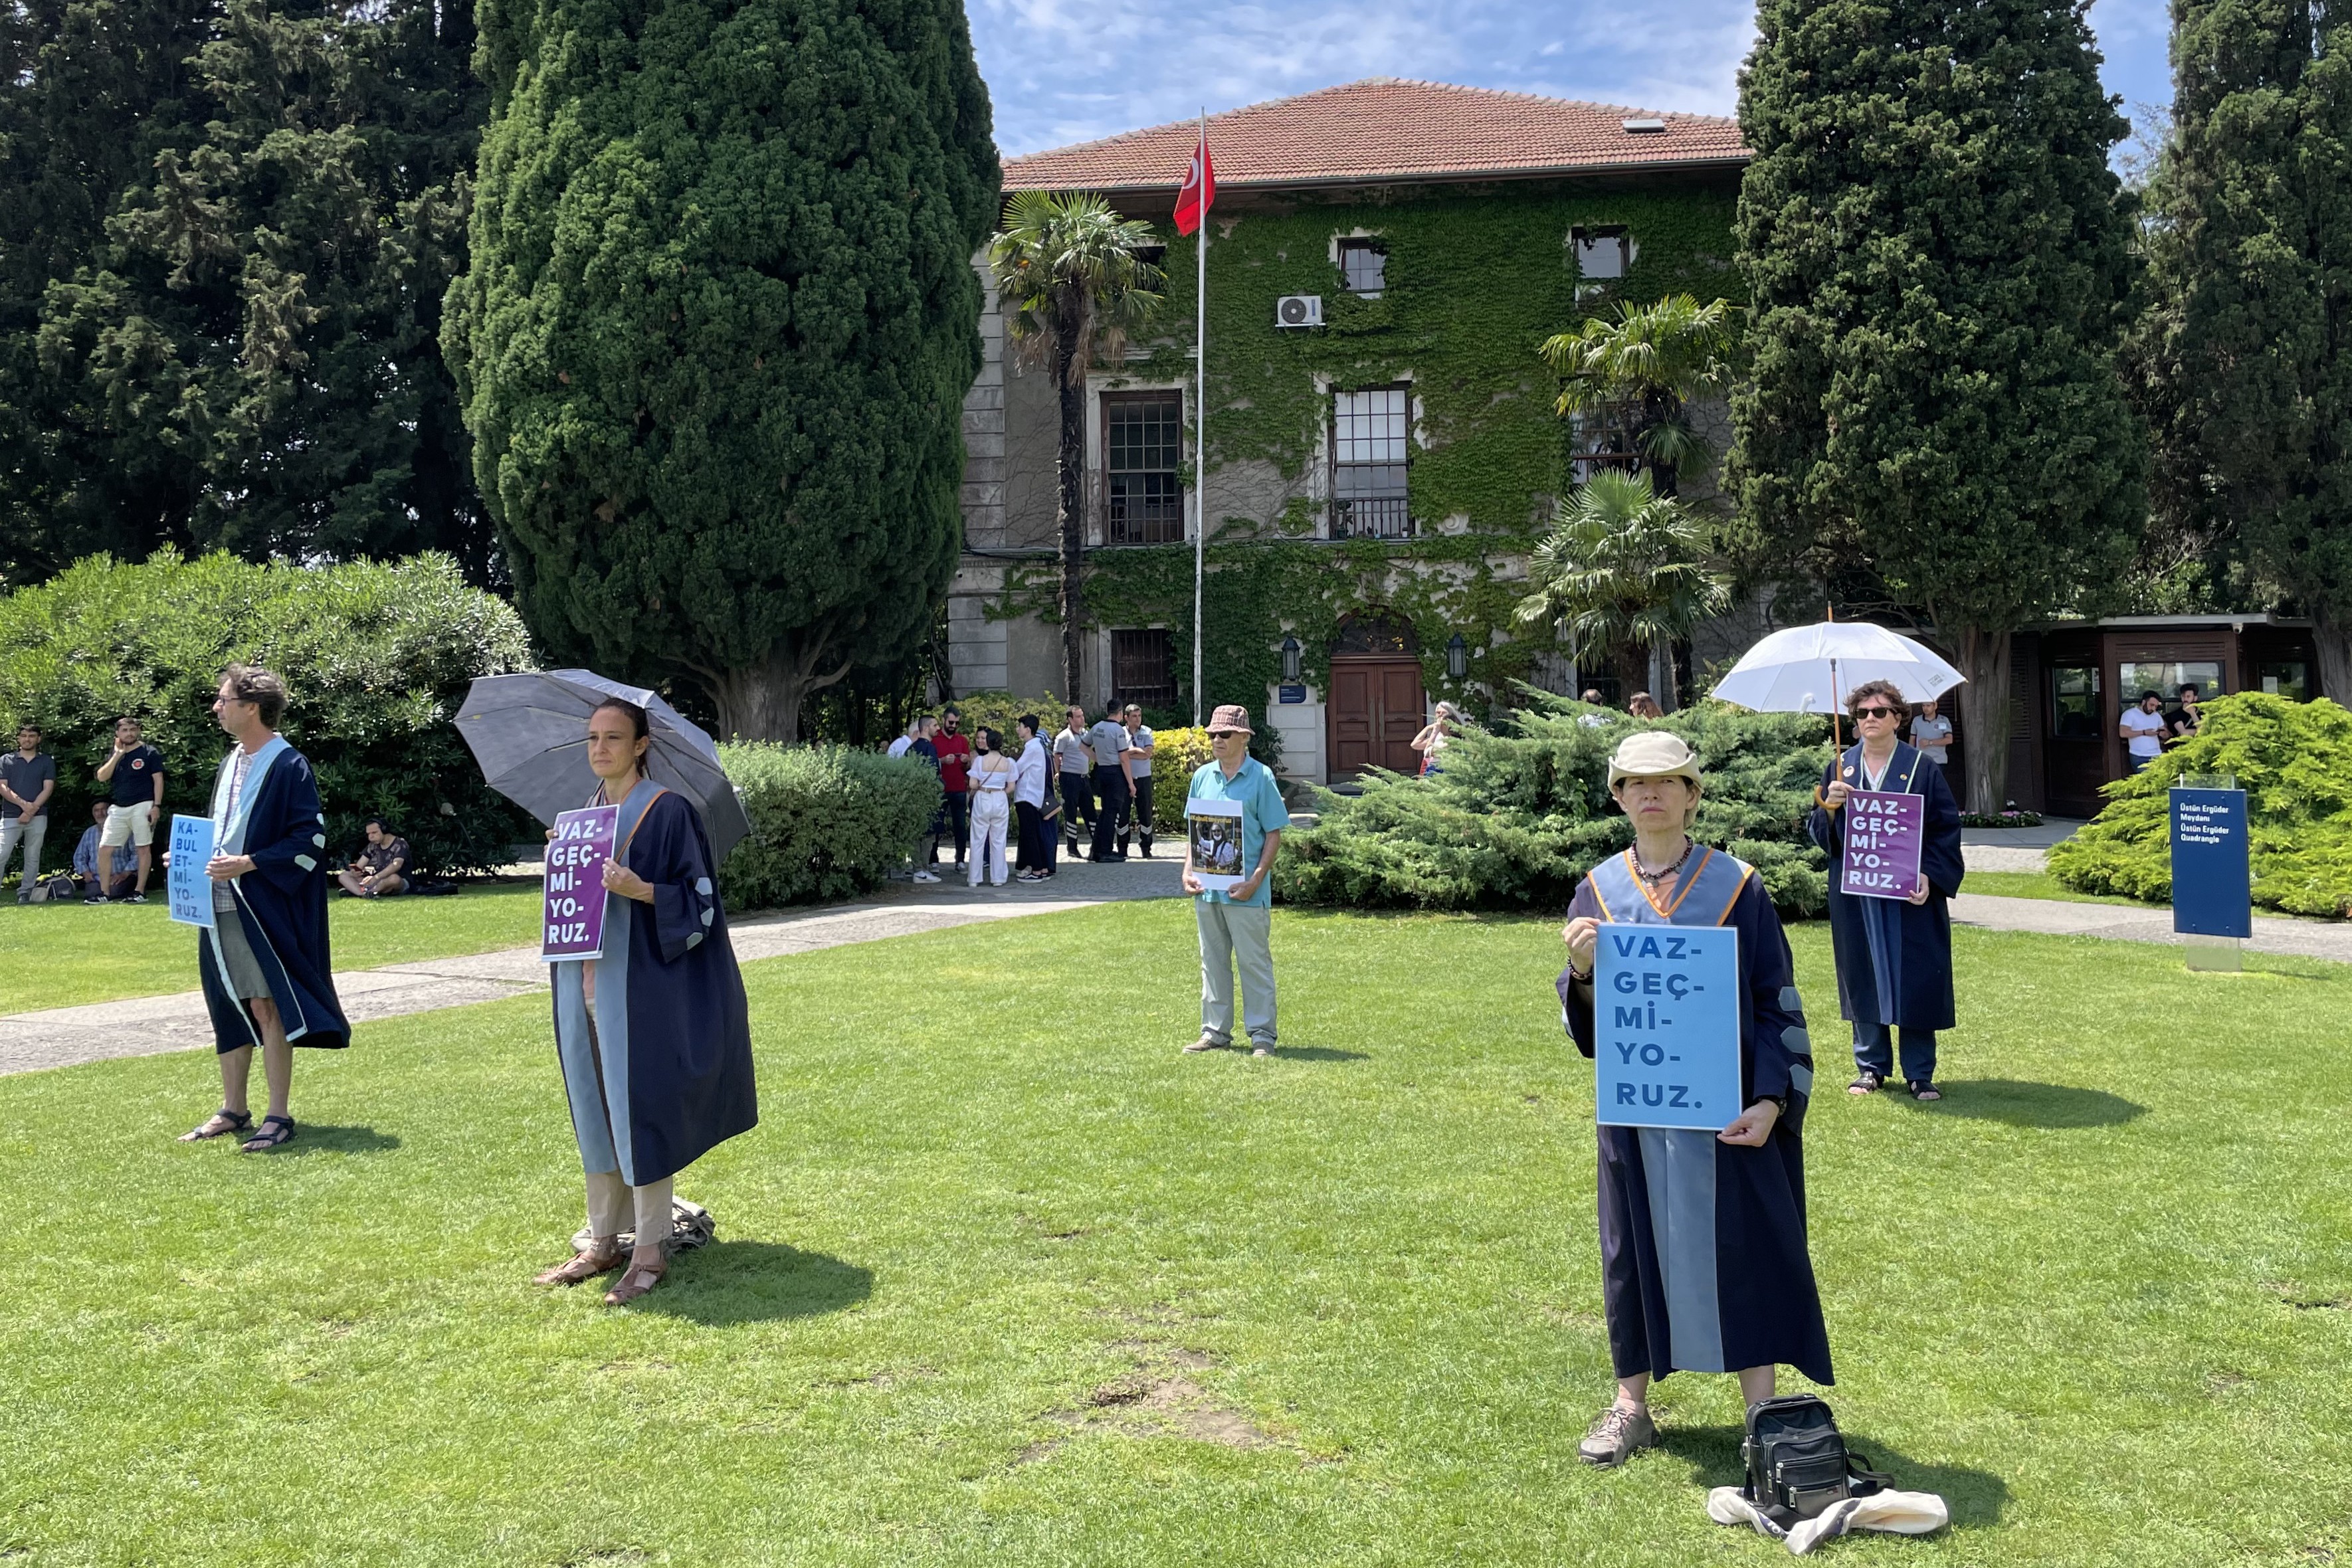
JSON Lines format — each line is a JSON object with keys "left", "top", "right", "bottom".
{"left": 1951, "top": 892, "right": 2352, "bottom": 963}
{"left": 1961, "top": 817, "right": 2087, "bottom": 874}
{"left": 0, "top": 853, "right": 1185, "bottom": 1078}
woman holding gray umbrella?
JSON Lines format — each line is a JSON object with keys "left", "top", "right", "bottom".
{"left": 533, "top": 697, "right": 757, "bottom": 1305}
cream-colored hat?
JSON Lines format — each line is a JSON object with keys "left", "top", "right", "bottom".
{"left": 1607, "top": 730, "right": 1703, "bottom": 790}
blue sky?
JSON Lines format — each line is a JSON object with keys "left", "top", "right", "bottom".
{"left": 968, "top": 0, "right": 2174, "bottom": 159}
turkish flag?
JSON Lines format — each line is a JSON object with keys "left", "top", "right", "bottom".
{"left": 1173, "top": 127, "right": 1215, "bottom": 236}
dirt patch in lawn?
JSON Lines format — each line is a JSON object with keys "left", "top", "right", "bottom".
{"left": 1017, "top": 1341, "right": 1297, "bottom": 1464}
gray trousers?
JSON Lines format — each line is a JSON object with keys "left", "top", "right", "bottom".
{"left": 1, "top": 814, "right": 45, "bottom": 894}
{"left": 1197, "top": 898, "right": 1277, "bottom": 1047}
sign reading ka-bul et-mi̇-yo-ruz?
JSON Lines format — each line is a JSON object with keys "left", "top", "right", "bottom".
{"left": 1595, "top": 925, "right": 1743, "bottom": 1131}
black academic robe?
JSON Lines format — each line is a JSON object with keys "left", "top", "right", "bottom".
{"left": 198, "top": 741, "right": 349, "bottom": 1052}
{"left": 1560, "top": 848, "right": 1834, "bottom": 1387}
{"left": 1806, "top": 742, "right": 1965, "bottom": 1032}
{"left": 551, "top": 781, "right": 757, "bottom": 1187}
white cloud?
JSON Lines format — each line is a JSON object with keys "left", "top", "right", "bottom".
{"left": 971, "top": 0, "right": 2174, "bottom": 159}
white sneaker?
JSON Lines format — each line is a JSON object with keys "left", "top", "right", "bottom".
{"left": 912, "top": 870, "right": 940, "bottom": 883}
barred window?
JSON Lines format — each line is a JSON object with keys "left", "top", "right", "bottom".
{"left": 1331, "top": 385, "right": 1412, "bottom": 539}
{"left": 1104, "top": 391, "right": 1185, "bottom": 545}
{"left": 1112, "top": 629, "right": 1176, "bottom": 708}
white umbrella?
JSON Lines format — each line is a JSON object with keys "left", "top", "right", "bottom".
{"left": 1711, "top": 621, "right": 1964, "bottom": 740}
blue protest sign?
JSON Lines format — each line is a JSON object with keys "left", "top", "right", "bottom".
{"left": 1595, "top": 926, "right": 1743, "bottom": 1131}
{"left": 2171, "top": 787, "right": 2251, "bottom": 939}
{"left": 166, "top": 814, "right": 217, "bottom": 930}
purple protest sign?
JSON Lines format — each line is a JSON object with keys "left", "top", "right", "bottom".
{"left": 541, "top": 804, "right": 620, "bottom": 961}
{"left": 1840, "top": 789, "right": 1925, "bottom": 901}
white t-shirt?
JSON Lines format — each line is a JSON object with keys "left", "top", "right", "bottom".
{"left": 886, "top": 735, "right": 914, "bottom": 758}
{"left": 2121, "top": 707, "right": 2167, "bottom": 757}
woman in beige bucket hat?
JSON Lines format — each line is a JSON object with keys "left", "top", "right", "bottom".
{"left": 1555, "top": 730, "right": 1833, "bottom": 1467}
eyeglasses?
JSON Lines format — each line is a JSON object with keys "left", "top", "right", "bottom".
{"left": 1853, "top": 706, "right": 1902, "bottom": 720}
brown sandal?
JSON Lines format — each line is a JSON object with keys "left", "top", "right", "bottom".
{"left": 603, "top": 1261, "right": 667, "bottom": 1306}
{"left": 535, "top": 1245, "right": 624, "bottom": 1286}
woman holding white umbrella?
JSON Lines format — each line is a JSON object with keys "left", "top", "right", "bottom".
{"left": 1807, "top": 679, "right": 1965, "bottom": 1100}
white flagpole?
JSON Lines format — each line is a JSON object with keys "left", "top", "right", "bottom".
{"left": 1193, "top": 109, "right": 1207, "bottom": 728}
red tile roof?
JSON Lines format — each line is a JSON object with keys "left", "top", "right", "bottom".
{"left": 1004, "top": 78, "right": 1749, "bottom": 193}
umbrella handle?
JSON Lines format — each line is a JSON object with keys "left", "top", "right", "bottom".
{"left": 1830, "top": 657, "right": 1841, "bottom": 754}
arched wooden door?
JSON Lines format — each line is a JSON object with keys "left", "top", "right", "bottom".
{"left": 1326, "top": 614, "right": 1426, "bottom": 781}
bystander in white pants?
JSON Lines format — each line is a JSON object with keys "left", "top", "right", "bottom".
{"left": 1197, "top": 898, "right": 1278, "bottom": 1048}
{"left": 969, "top": 797, "right": 1011, "bottom": 886}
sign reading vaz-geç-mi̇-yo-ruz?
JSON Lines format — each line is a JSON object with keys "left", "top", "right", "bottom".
{"left": 1593, "top": 926, "right": 1743, "bottom": 1130}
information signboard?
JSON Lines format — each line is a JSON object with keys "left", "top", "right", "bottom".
{"left": 1594, "top": 925, "right": 1743, "bottom": 1131}
{"left": 541, "top": 805, "right": 620, "bottom": 961}
{"left": 2171, "top": 787, "right": 2252, "bottom": 939}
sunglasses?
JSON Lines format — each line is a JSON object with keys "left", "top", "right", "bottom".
{"left": 1852, "top": 705, "right": 1902, "bottom": 720}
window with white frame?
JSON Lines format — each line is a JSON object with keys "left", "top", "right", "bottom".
{"left": 1571, "top": 226, "right": 1629, "bottom": 281}
{"left": 1330, "top": 385, "right": 1412, "bottom": 539}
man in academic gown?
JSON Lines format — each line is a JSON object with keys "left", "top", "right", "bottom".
{"left": 181, "top": 665, "right": 349, "bottom": 1153}
{"left": 1807, "top": 682, "right": 1965, "bottom": 1100}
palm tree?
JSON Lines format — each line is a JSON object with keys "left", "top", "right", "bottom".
{"left": 1516, "top": 470, "right": 1731, "bottom": 707}
{"left": 986, "top": 191, "right": 1167, "bottom": 702}
{"left": 1540, "top": 294, "right": 1737, "bottom": 495}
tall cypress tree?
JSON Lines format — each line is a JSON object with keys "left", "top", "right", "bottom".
{"left": 0, "top": 0, "right": 214, "bottom": 581}
{"left": 1, "top": 0, "right": 490, "bottom": 585}
{"left": 2137, "top": 0, "right": 2352, "bottom": 699}
{"left": 446, "top": 0, "right": 998, "bottom": 741}
{"left": 1729, "top": 0, "right": 2146, "bottom": 808}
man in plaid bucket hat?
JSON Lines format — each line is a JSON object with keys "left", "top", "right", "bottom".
{"left": 1180, "top": 705, "right": 1290, "bottom": 1057}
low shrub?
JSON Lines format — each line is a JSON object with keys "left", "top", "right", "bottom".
{"left": 933, "top": 692, "right": 1067, "bottom": 751}
{"left": 2048, "top": 693, "right": 2352, "bottom": 917}
{"left": 1961, "top": 809, "right": 2044, "bottom": 828}
{"left": 715, "top": 743, "right": 941, "bottom": 910}
{"left": 0, "top": 551, "right": 535, "bottom": 875}
{"left": 1145, "top": 727, "right": 1215, "bottom": 834}
{"left": 1274, "top": 693, "right": 1834, "bottom": 916}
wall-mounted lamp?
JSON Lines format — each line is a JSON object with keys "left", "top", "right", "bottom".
{"left": 1280, "top": 634, "right": 1303, "bottom": 684}
{"left": 1446, "top": 632, "right": 1469, "bottom": 682}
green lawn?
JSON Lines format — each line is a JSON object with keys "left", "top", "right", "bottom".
{"left": 3, "top": 904, "right": 2347, "bottom": 1565}
{"left": 0, "top": 882, "right": 543, "bottom": 1013}
{"left": 1962, "top": 870, "right": 2156, "bottom": 907}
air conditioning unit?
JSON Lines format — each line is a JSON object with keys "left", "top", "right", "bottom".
{"left": 1276, "top": 294, "right": 1323, "bottom": 329}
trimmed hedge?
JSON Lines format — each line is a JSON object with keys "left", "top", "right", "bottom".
{"left": 0, "top": 551, "right": 536, "bottom": 875}
{"left": 1274, "top": 694, "right": 1834, "bottom": 915}
{"left": 2048, "top": 693, "right": 2352, "bottom": 917}
{"left": 1145, "top": 727, "right": 1215, "bottom": 834}
{"left": 715, "top": 743, "right": 941, "bottom": 910}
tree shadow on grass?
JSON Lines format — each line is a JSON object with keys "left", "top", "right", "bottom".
{"left": 635, "top": 1240, "right": 872, "bottom": 1325}
{"left": 266, "top": 1124, "right": 401, "bottom": 1157}
{"left": 1660, "top": 1425, "right": 2010, "bottom": 1527}
{"left": 1910, "top": 1080, "right": 2145, "bottom": 1129}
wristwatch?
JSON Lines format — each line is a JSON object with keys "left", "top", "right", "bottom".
{"left": 1749, "top": 1092, "right": 1789, "bottom": 1116}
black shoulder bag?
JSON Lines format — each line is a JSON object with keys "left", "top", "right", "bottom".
{"left": 1741, "top": 1395, "right": 1892, "bottom": 1523}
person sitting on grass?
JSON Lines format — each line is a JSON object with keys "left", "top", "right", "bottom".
{"left": 1557, "top": 731, "right": 1832, "bottom": 1467}
{"left": 176, "top": 664, "right": 349, "bottom": 1153}
{"left": 71, "top": 801, "right": 137, "bottom": 903}
{"left": 337, "top": 819, "right": 410, "bottom": 898}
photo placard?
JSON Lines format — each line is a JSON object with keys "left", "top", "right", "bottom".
{"left": 1186, "top": 797, "right": 1245, "bottom": 892}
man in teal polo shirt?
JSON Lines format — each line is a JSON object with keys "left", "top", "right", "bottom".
{"left": 1181, "top": 704, "right": 1290, "bottom": 1058}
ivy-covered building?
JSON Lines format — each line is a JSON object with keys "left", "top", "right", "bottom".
{"left": 950, "top": 79, "right": 1747, "bottom": 782}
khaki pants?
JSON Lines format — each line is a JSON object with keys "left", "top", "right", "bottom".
{"left": 585, "top": 1169, "right": 675, "bottom": 1250}
{"left": 1197, "top": 898, "right": 1278, "bottom": 1048}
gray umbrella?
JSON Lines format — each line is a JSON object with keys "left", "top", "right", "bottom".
{"left": 454, "top": 669, "right": 752, "bottom": 859}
